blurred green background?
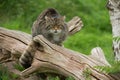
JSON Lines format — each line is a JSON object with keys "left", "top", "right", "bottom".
{"left": 0, "top": 0, "right": 113, "bottom": 62}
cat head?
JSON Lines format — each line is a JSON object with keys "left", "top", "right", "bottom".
{"left": 45, "top": 16, "right": 66, "bottom": 34}
{"left": 45, "top": 16, "right": 65, "bottom": 24}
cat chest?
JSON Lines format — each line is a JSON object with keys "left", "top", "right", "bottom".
{"left": 53, "top": 34, "right": 61, "bottom": 41}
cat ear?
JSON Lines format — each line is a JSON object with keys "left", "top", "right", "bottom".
{"left": 61, "top": 16, "right": 66, "bottom": 20}
{"left": 45, "top": 16, "right": 50, "bottom": 20}
{"left": 45, "top": 16, "right": 48, "bottom": 20}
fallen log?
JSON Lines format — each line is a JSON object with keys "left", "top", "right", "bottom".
{"left": 0, "top": 17, "right": 118, "bottom": 80}
{"left": 21, "top": 35, "right": 112, "bottom": 80}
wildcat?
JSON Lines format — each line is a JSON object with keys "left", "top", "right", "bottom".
{"left": 19, "top": 8, "right": 68, "bottom": 68}
{"left": 32, "top": 8, "right": 68, "bottom": 46}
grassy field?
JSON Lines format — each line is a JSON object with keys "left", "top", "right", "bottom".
{"left": 0, "top": 0, "right": 119, "bottom": 80}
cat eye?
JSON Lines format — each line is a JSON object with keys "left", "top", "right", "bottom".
{"left": 46, "top": 25, "right": 51, "bottom": 30}
{"left": 59, "top": 25, "right": 64, "bottom": 29}
{"left": 54, "top": 26, "right": 62, "bottom": 29}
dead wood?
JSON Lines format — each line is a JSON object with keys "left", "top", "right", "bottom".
{"left": 0, "top": 16, "right": 119, "bottom": 80}
{"left": 21, "top": 35, "right": 112, "bottom": 80}
{"left": 67, "top": 16, "right": 83, "bottom": 35}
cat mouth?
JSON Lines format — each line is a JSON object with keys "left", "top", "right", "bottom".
{"left": 54, "top": 30, "right": 57, "bottom": 33}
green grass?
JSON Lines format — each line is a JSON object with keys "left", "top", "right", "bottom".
{"left": 0, "top": 65, "right": 20, "bottom": 80}
{"left": 0, "top": 0, "right": 119, "bottom": 80}
{"left": 0, "top": 65, "right": 9, "bottom": 80}
{"left": 64, "top": 29, "right": 113, "bottom": 63}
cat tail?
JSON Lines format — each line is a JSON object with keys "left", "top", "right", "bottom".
{"left": 19, "top": 42, "right": 36, "bottom": 68}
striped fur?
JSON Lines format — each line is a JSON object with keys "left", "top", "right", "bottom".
{"left": 19, "top": 8, "right": 68, "bottom": 68}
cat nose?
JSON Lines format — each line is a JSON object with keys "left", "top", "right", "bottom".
{"left": 55, "top": 27, "right": 57, "bottom": 30}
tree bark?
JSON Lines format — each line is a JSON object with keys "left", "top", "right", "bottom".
{"left": 106, "top": 0, "right": 120, "bottom": 61}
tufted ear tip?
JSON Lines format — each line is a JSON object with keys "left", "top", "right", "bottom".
{"left": 45, "top": 16, "right": 53, "bottom": 21}
{"left": 45, "top": 16, "right": 48, "bottom": 20}
{"left": 61, "top": 16, "right": 66, "bottom": 20}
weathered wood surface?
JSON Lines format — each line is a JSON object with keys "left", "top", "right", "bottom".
{"left": 67, "top": 16, "right": 83, "bottom": 35}
{"left": 21, "top": 35, "right": 113, "bottom": 80}
{"left": 0, "top": 27, "right": 31, "bottom": 63}
{"left": 0, "top": 16, "right": 119, "bottom": 80}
